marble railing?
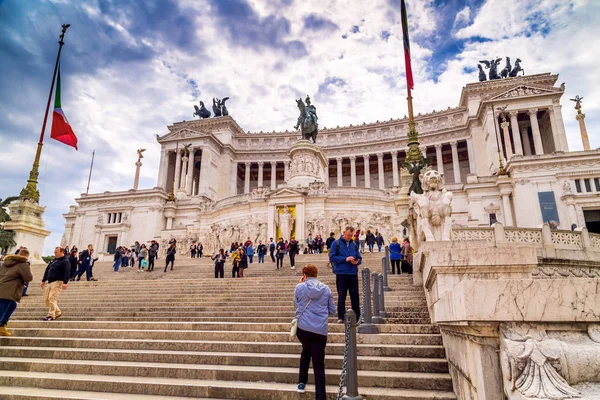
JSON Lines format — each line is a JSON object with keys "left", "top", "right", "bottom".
{"left": 452, "top": 223, "right": 600, "bottom": 253}
{"left": 213, "top": 193, "right": 251, "bottom": 210}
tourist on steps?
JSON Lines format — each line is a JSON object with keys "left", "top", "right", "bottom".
{"left": 358, "top": 231, "right": 366, "bottom": 253}
{"left": 231, "top": 248, "right": 240, "bottom": 278}
{"left": 329, "top": 226, "right": 362, "bottom": 323}
{"left": 257, "top": 241, "right": 267, "bottom": 263}
{"left": 288, "top": 236, "right": 299, "bottom": 270}
{"left": 113, "top": 247, "right": 122, "bottom": 273}
{"left": 389, "top": 236, "right": 402, "bottom": 274}
{"left": 238, "top": 247, "right": 248, "bottom": 277}
{"left": 138, "top": 244, "right": 148, "bottom": 272}
{"left": 325, "top": 232, "right": 335, "bottom": 252}
{"left": 41, "top": 246, "right": 70, "bottom": 321}
{"left": 212, "top": 249, "right": 226, "bottom": 278}
{"left": 0, "top": 247, "right": 33, "bottom": 336}
{"left": 246, "top": 243, "right": 255, "bottom": 264}
{"left": 365, "top": 230, "right": 376, "bottom": 252}
{"left": 269, "top": 238, "right": 276, "bottom": 262}
{"left": 401, "top": 237, "right": 413, "bottom": 274}
{"left": 148, "top": 241, "right": 158, "bottom": 272}
{"left": 75, "top": 244, "right": 96, "bottom": 281}
{"left": 375, "top": 231, "right": 385, "bottom": 252}
{"left": 294, "top": 264, "right": 336, "bottom": 399}
{"left": 68, "top": 249, "right": 78, "bottom": 280}
{"left": 164, "top": 243, "right": 176, "bottom": 272}
{"left": 275, "top": 238, "right": 285, "bottom": 269}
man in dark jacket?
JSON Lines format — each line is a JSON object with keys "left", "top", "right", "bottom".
{"left": 329, "top": 226, "right": 362, "bottom": 323}
{"left": 0, "top": 248, "right": 33, "bottom": 336}
{"left": 40, "top": 246, "right": 70, "bottom": 321}
{"left": 325, "top": 232, "right": 335, "bottom": 251}
{"left": 268, "top": 238, "right": 276, "bottom": 262}
{"left": 148, "top": 241, "right": 158, "bottom": 272}
{"left": 75, "top": 244, "right": 96, "bottom": 281}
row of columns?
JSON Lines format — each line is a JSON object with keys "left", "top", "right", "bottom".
{"left": 497, "top": 108, "right": 565, "bottom": 159}
{"left": 158, "top": 148, "right": 207, "bottom": 196}
{"left": 236, "top": 140, "right": 472, "bottom": 194}
{"left": 242, "top": 161, "right": 290, "bottom": 193}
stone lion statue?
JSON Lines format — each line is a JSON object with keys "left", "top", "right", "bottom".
{"left": 409, "top": 169, "right": 453, "bottom": 244}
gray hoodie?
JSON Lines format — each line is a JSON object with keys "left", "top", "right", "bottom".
{"left": 294, "top": 277, "right": 336, "bottom": 336}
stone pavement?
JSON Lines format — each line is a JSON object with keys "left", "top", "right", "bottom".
{"left": 0, "top": 252, "right": 456, "bottom": 399}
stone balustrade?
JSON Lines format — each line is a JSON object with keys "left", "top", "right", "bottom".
{"left": 452, "top": 223, "right": 600, "bottom": 260}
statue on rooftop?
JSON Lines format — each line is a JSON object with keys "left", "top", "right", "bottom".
{"left": 479, "top": 58, "right": 503, "bottom": 80}
{"left": 500, "top": 57, "right": 512, "bottom": 79}
{"left": 193, "top": 101, "right": 211, "bottom": 118}
{"left": 212, "top": 97, "right": 229, "bottom": 117}
{"left": 294, "top": 95, "right": 319, "bottom": 143}
{"left": 570, "top": 95, "right": 583, "bottom": 112}
{"left": 509, "top": 58, "right": 524, "bottom": 77}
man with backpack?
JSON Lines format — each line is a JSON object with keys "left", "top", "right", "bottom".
{"left": 268, "top": 238, "right": 276, "bottom": 262}
{"left": 148, "top": 241, "right": 158, "bottom": 272}
{"left": 328, "top": 226, "right": 362, "bottom": 323}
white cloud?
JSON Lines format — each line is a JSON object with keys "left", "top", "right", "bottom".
{"left": 2, "top": 0, "right": 599, "bottom": 255}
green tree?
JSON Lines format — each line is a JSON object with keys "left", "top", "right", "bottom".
{"left": 0, "top": 196, "right": 18, "bottom": 253}
{"left": 0, "top": 196, "right": 19, "bottom": 223}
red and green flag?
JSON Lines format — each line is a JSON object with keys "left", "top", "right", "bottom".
{"left": 401, "top": 0, "right": 414, "bottom": 91}
{"left": 50, "top": 67, "right": 78, "bottom": 150}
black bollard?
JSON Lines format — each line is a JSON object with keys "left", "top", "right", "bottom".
{"left": 372, "top": 273, "right": 382, "bottom": 324}
{"left": 343, "top": 310, "right": 364, "bottom": 400}
{"left": 358, "top": 268, "right": 378, "bottom": 334}
{"left": 378, "top": 273, "right": 388, "bottom": 319}
{"left": 381, "top": 256, "right": 391, "bottom": 292}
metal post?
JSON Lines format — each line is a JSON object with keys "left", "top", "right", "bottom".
{"left": 343, "top": 310, "right": 364, "bottom": 400}
{"left": 378, "top": 273, "right": 388, "bottom": 318}
{"left": 372, "top": 273, "right": 382, "bottom": 324}
{"left": 381, "top": 256, "right": 391, "bottom": 292}
{"left": 358, "top": 268, "right": 378, "bottom": 334}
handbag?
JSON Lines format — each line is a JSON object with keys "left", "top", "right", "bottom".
{"left": 291, "top": 299, "right": 312, "bottom": 338}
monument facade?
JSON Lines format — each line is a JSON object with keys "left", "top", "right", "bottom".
{"left": 61, "top": 72, "right": 600, "bottom": 259}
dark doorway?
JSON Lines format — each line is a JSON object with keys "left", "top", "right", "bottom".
{"left": 107, "top": 236, "right": 118, "bottom": 254}
{"left": 584, "top": 209, "right": 600, "bottom": 234}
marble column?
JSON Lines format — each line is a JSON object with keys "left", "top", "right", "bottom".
{"left": 435, "top": 144, "right": 444, "bottom": 174}
{"left": 520, "top": 125, "right": 532, "bottom": 156}
{"left": 198, "top": 149, "right": 208, "bottom": 195}
{"left": 336, "top": 157, "right": 343, "bottom": 187}
{"left": 179, "top": 155, "right": 188, "bottom": 191}
{"left": 257, "top": 162, "right": 264, "bottom": 187}
{"left": 466, "top": 139, "right": 476, "bottom": 173}
{"left": 173, "top": 152, "right": 182, "bottom": 192}
{"left": 420, "top": 146, "right": 427, "bottom": 159}
{"left": 185, "top": 149, "right": 195, "bottom": 195}
{"left": 377, "top": 152, "right": 385, "bottom": 190}
{"left": 501, "top": 194, "right": 514, "bottom": 226}
{"left": 509, "top": 112, "right": 523, "bottom": 156}
{"left": 501, "top": 120, "right": 513, "bottom": 159}
{"left": 284, "top": 161, "right": 290, "bottom": 182}
{"left": 133, "top": 161, "right": 142, "bottom": 190}
{"left": 158, "top": 149, "right": 169, "bottom": 189}
{"left": 244, "top": 162, "right": 251, "bottom": 193}
{"left": 576, "top": 113, "right": 590, "bottom": 151}
{"left": 450, "top": 141, "right": 461, "bottom": 184}
{"left": 270, "top": 162, "right": 277, "bottom": 190}
{"left": 363, "top": 155, "right": 371, "bottom": 188}
{"left": 528, "top": 109, "right": 544, "bottom": 155}
{"left": 391, "top": 151, "right": 399, "bottom": 187}
{"left": 350, "top": 156, "right": 357, "bottom": 187}
{"left": 546, "top": 108, "right": 562, "bottom": 152}
{"left": 552, "top": 103, "right": 570, "bottom": 152}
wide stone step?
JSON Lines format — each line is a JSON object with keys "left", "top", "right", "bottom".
{"left": 0, "top": 358, "right": 454, "bottom": 390}
{"left": 0, "top": 372, "right": 456, "bottom": 400}
{"left": 0, "top": 386, "right": 218, "bottom": 400}
{"left": 7, "top": 321, "right": 440, "bottom": 334}
{"left": 6, "top": 328, "right": 444, "bottom": 345}
{"left": 0, "top": 347, "right": 449, "bottom": 372}
{"left": 0, "top": 337, "right": 446, "bottom": 358}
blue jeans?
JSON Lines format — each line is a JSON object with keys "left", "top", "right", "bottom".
{"left": 113, "top": 260, "right": 120, "bottom": 272}
{"left": 368, "top": 243, "right": 374, "bottom": 252}
{"left": 258, "top": 254, "right": 265, "bottom": 263}
{"left": 377, "top": 244, "right": 382, "bottom": 252}
{"left": 248, "top": 255, "right": 254, "bottom": 264}
{"left": 75, "top": 263, "right": 91, "bottom": 280}
{"left": 0, "top": 299, "right": 17, "bottom": 325}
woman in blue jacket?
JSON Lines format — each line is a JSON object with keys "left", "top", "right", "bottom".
{"left": 389, "top": 236, "right": 403, "bottom": 274}
{"left": 294, "top": 264, "right": 336, "bottom": 399}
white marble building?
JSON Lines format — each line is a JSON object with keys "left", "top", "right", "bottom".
{"left": 62, "top": 72, "right": 600, "bottom": 259}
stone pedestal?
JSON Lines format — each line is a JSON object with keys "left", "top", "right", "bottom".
{"left": 3, "top": 200, "right": 50, "bottom": 264}
{"left": 286, "top": 140, "right": 328, "bottom": 188}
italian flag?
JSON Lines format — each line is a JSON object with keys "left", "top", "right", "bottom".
{"left": 401, "top": 0, "right": 414, "bottom": 91}
{"left": 50, "top": 67, "right": 78, "bottom": 150}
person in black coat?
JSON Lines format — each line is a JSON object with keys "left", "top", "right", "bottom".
{"left": 40, "top": 247, "right": 70, "bottom": 321}
{"left": 68, "top": 250, "right": 78, "bottom": 281}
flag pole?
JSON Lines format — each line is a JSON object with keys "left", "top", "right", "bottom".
{"left": 86, "top": 150, "right": 95, "bottom": 194}
{"left": 400, "top": 0, "right": 426, "bottom": 193}
{"left": 20, "top": 24, "right": 70, "bottom": 203}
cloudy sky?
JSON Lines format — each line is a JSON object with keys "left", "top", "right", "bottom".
{"left": 0, "top": 0, "right": 598, "bottom": 255}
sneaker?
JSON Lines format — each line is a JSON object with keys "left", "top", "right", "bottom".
{"left": 90, "top": 278, "right": 97, "bottom": 281}
{"left": 43, "top": 316, "right": 54, "bottom": 321}
{"left": 297, "top": 383, "right": 306, "bottom": 393}
{"left": 337, "top": 319, "right": 344, "bottom": 323}
{"left": 290, "top": 266, "right": 295, "bottom": 270}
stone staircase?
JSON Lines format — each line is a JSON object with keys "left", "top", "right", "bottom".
{"left": 0, "top": 253, "right": 455, "bottom": 399}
